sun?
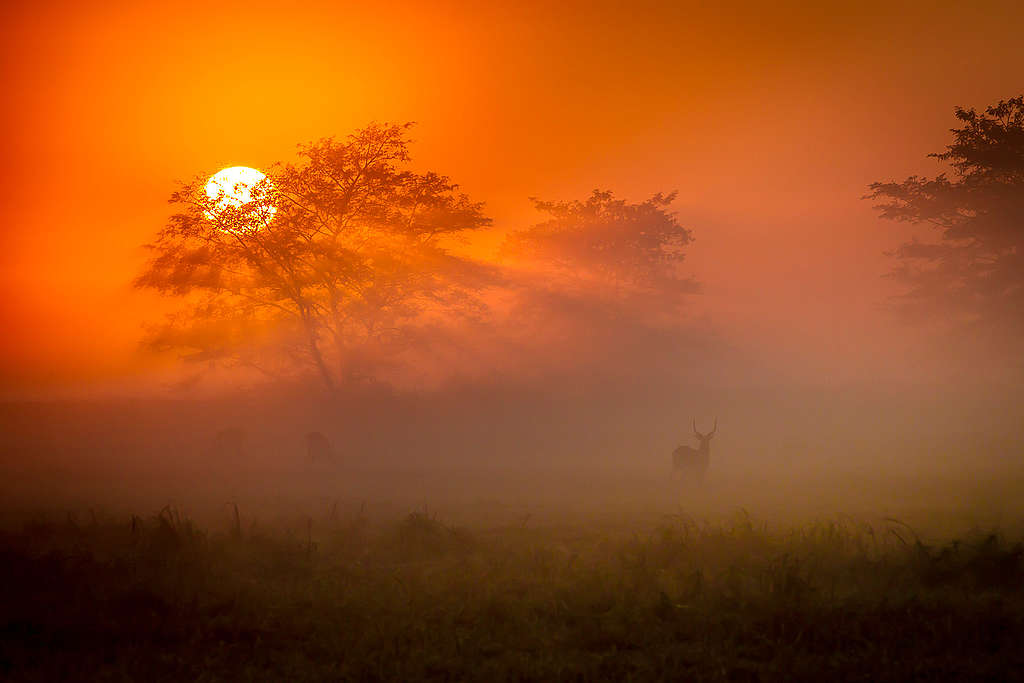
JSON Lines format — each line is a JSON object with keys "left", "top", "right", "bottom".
{"left": 204, "top": 166, "right": 277, "bottom": 228}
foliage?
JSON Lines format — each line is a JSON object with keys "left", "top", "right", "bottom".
{"left": 136, "top": 124, "right": 492, "bottom": 392}
{"left": 868, "top": 96, "right": 1024, "bottom": 332}
{"left": 3, "top": 510, "right": 1023, "bottom": 681}
{"left": 504, "top": 190, "right": 697, "bottom": 300}
{"left": 137, "top": 125, "right": 705, "bottom": 391}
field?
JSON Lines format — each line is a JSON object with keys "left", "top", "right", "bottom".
{"left": 2, "top": 502, "right": 1023, "bottom": 682}
{"left": 2, "top": 396, "right": 1023, "bottom": 680}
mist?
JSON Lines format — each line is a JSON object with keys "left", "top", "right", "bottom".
{"left": 3, "top": 324, "right": 1021, "bottom": 535}
{"left": 3, "top": 3, "right": 1024, "bottom": 679}
{"left": 3, "top": 141, "right": 1023, "bottom": 533}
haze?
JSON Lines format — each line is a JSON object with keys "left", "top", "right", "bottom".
{"left": 1, "top": 0, "right": 1023, "bottom": 532}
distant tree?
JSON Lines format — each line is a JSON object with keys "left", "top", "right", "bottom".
{"left": 503, "top": 190, "right": 697, "bottom": 302}
{"left": 868, "top": 96, "right": 1024, "bottom": 332}
{"left": 136, "top": 123, "right": 492, "bottom": 392}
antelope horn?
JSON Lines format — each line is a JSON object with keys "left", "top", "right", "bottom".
{"left": 693, "top": 418, "right": 700, "bottom": 437}
{"left": 709, "top": 417, "right": 718, "bottom": 435}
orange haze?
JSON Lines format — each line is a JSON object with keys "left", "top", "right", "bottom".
{"left": 2, "top": 0, "right": 1023, "bottom": 395}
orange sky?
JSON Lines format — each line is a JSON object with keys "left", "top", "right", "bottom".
{"left": 2, "top": 0, "right": 1023, "bottom": 395}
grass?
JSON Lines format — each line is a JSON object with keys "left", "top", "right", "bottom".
{"left": 1, "top": 507, "right": 1023, "bottom": 681}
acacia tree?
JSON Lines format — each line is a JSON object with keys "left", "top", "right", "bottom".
{"left": 503, "top": 190, "right": 697, "bottom": 302}
{"left": 494, "top": 190, "right": 700, "bottom": 376}
{"left": 136, "top": 123, "right": 491, "bottom": 392}
{"left": 868, "top": 96, "right": 1024, "bottom": 332}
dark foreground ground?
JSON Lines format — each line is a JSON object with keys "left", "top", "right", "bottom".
{"left": 2, "top": 509, "right": 1023, "bottom": 682}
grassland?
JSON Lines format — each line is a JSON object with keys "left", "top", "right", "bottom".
{"left": 2, "top": 506, "right": 1022, "bottom": 682}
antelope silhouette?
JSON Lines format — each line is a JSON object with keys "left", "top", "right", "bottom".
{"left": 672, "top": 418, "right": 716, "bottom": 483}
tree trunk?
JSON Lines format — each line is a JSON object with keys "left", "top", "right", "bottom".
{"left": 302, "top": 317, "right": 336, "bottom": 394}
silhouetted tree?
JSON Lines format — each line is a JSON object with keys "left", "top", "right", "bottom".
{"left": 503, "top": 190, "right": 697, "bottom": 301}
{"left": 493, "top": 190, "right": 701, "bottom": 375}
{"left": 136, "top": 123, "right": 492, "bottom": 392}
{"left": 869, "top": 96, "right": 1024, "bottom": 332}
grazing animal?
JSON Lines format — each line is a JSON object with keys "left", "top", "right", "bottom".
{"left": 672, "top": 418, "right": 717, "bottom": 483}
{"left": 305, "top": 431, "right": 335, "bottom": 465}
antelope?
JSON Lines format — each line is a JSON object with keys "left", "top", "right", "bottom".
{"left": 672, "top": 418, "right": 716, "bottom": 482}
{"left": 305, "top": 431, "right": 335, "bottom": 465}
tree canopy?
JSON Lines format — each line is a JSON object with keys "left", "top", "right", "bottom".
{"left": 503, "top": 190, "right": 697, "bottom": 304}
{"left": 137, "top": 125, "right": 701, "bottom": 392}
{"left": 868, "top": 96, "right": 1024, "bottom": 333}
{"left": 136, "top": 123, "right": 492, "bottom": 392}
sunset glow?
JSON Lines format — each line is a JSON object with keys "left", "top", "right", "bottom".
{"left": 203, "top": 165, "right": 276, "bottom": 227}
{"left": 3, "top": 2, "right": 1024, "bottom": 679}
